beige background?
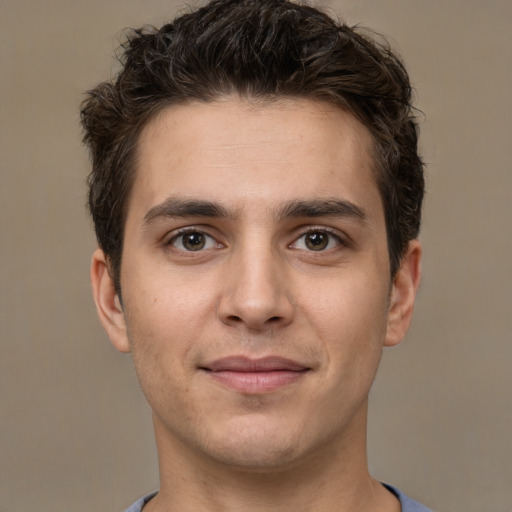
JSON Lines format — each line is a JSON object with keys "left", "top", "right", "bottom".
{"left": 1, "top": 1, "right": 511, "bottom": 511}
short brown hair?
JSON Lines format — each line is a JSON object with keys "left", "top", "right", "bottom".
{"left": 81, "top": 0, "right": 424, "bottom": 292}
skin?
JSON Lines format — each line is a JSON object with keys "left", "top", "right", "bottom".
{"left": 91, "top": 97, "right": 421, "bottom": 512}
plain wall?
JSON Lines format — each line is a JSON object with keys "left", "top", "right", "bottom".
{"left": 1, "top": 1, "right": 511, "bottom": 511}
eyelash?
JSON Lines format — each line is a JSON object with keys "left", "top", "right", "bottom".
{"left": 165, "top": 228, "right": 220, "bottom": 252}
{"left": 164, "top": 226, "right": 348, "bottom": 253}
{"left": 290, "top": 227, "right": 347, "bottom": 252}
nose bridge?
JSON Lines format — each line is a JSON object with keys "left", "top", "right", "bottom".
{"left": 218, "top": 233, "right": 293, "bottom": 330}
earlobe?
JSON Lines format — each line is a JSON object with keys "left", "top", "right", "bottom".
{"left": 384, "top": 240, "right": 422, "bottom": 347}
{"left": 90, "top": 248, "right": 131, "bottom": 353}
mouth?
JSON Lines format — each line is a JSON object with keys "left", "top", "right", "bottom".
{"left": 200, "top": 356, "right": 311, "bottom": 394}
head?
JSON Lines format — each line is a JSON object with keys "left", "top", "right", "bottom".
{"left": 81, "top": 0, "right": 424, "bottom": 294}
{"left": 83, "top": 0, "right": 424, "bottom": 478}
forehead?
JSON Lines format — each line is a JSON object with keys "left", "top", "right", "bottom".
{"left": 130, "top": 97, "right": 381, "bottom": 222}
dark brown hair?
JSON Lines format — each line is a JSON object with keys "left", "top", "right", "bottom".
{"left": 81, "top": 0, "right": 424, "bottom": 292}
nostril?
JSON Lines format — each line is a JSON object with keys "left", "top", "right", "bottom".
{"left": 224, "top": 314, "right": 283, "bottom": 328}
{"left": 218, "top": 291, "right": 295, "bottom": 330}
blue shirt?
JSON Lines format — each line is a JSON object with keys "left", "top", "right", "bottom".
{"left": 125, "top": 485, "right": 432, "bottom": 511}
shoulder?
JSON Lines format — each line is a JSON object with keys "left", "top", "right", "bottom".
{"left": 383, "top": 484, "right": 433, "bottom": 512}
{"left": 124, "top": 491, "right": 158, "bottom": 512}
{"left": 125, "top": 487, "right": 433, "bottom": 512}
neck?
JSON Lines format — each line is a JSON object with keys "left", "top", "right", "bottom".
{"left": 144, "top": 409, "right": 400, "bottom": 512}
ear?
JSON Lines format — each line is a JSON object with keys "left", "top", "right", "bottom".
{"left": 90, "top": 248, "right": 131, "bottom": 353}
{"left": 384, "top": 240, "right": 422, "bottom": 347}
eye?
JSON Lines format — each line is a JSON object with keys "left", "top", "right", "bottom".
{"left": 292, "top": 230, "right": 342, "bottom": 251}
{"left": 168, "top": 230, "right": 219, "bottom": 252}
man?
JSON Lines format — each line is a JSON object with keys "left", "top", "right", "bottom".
{"left": 81, "top": 0, "right": 429, "bottom": 510}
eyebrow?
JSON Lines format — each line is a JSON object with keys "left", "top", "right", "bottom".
{"left": 143, "top": 197, "right": 232, "bottom": 226}
{"left": 279, "top": 199, "right": 367, "bottom": 222}
{"left": 142, "top": 196, "right": 367, "bottom": 227}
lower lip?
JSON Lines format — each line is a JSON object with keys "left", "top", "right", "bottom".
{"left": 206, "top": 370, "right": 307, "bottom": 393}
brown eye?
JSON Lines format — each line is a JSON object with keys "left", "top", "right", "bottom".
{"left": 181, "top": 232, "right": 206, "bottom": 251}
{"left": 167, "top": 229, "right": 221, "bottom": 253}
{"left": 304, "top": 232, "right": 329, "bottom": 251}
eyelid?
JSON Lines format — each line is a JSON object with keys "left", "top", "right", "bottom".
{"left": 164, "top": 226, "right": 223, "bottom": 251}
{"left": 289, "top": 226, "right": 350, "bottom": 250}
{"left": 161, "top": 224, "right": 350, "bottom": 251}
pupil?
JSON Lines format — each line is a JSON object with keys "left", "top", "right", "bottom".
{"left": 184, "top": 233, "right": 205, "bottom": 250}
{"left": 306, "top": 232, "right": 327, "bottom": 250}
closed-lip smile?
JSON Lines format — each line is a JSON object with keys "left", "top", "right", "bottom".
{"left": 200, "top": 356, "right": 311, "bottom": 393}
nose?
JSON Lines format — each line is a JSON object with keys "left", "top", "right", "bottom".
{"left": 217, "top": 244, "right": 294, "bottom": 332}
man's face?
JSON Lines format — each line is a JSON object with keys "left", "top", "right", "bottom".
{"left": 93, "top": 97, "right": 419, "bottom": 470}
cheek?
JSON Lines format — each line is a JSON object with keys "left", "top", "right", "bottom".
{"left": 301, "top": 271, "right": 389, "bottom": 340}
{"left": 298, "top": 270, "right": 390, "bottom": 385}
{"left": 123, "top": 264, "right": 217, "bottom": 343}
{"left": 120, "top": 272, "right": 213, "bottom": 395}
{"left": 123, "top": 293, "right": 202, "bottom": 423}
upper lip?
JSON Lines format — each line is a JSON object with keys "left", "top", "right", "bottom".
{"left": 202, "top": 356, "right": 309, "bottom": 372}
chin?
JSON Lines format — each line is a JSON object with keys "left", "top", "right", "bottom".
{"left": 198, "top": 416, "right": 317, "bottom": 472}
{"left": 208, "top": 441, "right": 301, "bottom": 472}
